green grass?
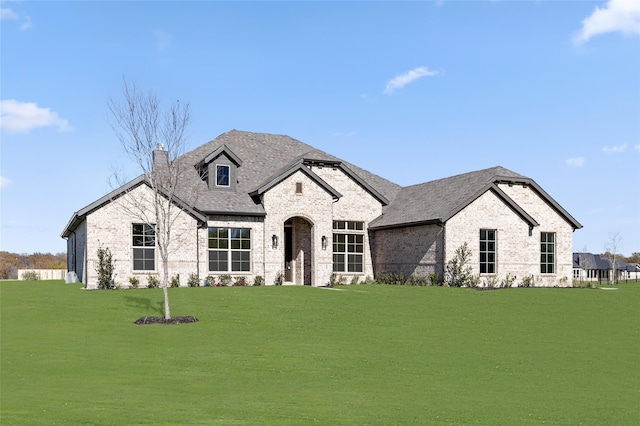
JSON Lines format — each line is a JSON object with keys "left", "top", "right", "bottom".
{"left": 2, "top": 281, "right": 639, "bottom": 425}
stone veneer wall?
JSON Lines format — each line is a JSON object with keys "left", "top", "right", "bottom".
{"left": 84, "top": 184, "right": 200, "bottom": 289}
{"left": 261, "top": 165, "right": 384, "bottom": 286}
{"left": 498, "top": 183, "right": 574, "bottom": 286}
{"left": 371, "top": 224, "right": 444, "bottom": 279}
{"left": 445, "top": 185, "right": 574, "bottom": 287}
{"left": 312, "top": 165, "right": 383, "bottom": 283}
{"left": 262, "top": 170, "right": 334, "bottom": 286}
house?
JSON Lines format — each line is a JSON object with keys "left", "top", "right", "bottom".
{"left": 573, "top": 253, "right": 639, "bottom": 283}
{"left": 62, "top": 130, "right": 582, "bottom": 289}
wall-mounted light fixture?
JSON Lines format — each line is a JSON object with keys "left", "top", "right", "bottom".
{"left": 321, "top": 235, "right": 328, "bottom": 251}
{"left": 272, "top": 234, "right": 278, "bottom": 249}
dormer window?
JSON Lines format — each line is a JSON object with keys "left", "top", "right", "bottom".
{"left": 216, "top": 165, "right": 230, "bottom": 187}
{"left": 196, "top": 144, "right": 243, "bottom": 191}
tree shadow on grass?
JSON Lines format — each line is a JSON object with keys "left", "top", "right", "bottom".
{"left": 123, "top": 295, "right": 163, "bottom": 315}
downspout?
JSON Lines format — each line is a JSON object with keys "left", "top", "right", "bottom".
{"left": 196, "top": 223, "right": 200, "bottom": 280}
{"left": 439, "top": 221, "right": 446, "bottom": 282}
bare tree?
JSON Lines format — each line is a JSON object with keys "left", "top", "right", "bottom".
{"left": 108, "top": 79, "right": 191, "bottom": 319}
{"left": 604, "top": 231, "right": 623, "bottom": 284}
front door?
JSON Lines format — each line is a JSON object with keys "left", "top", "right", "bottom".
{"left": 284, "top": 225, "right": 293, "bottom": 282}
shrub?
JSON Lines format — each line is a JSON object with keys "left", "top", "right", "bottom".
{"left": 129, "top": 276, "right": 140, "bottom": 289}
{"left": 501, "top": 273, "right": 516, "bottom": 288}
{"left": 187, "top": 273, "right": 199, "bottom": 287}
{"left": 274, "top": 272, "right": 284, "bottom": 286}
{"left": 328, "top": 273, "right": 337, "bottom": 287}
{"left": 445, "top": 242, "right": 473, "bottom": 287}
{"left": 484, "top": 275, "right": 499, "bottom": 289}
{"left": 21, "top": 271, "right": 40, "bottom": 281}
{"left": 253, "top": 275, "right": 264, "bottom": 286}
{"left": 147, "top": 275, "right": 159, "bottom": 288}
{"left": 521, "top": 275, "right": 533, "bottom": 288}
{"left": 218, "top": 274, "right": 232, "bottom": 286}
{"left": 350, "top": 276, "right": 360, "bottom": 285}
{"left": 467, "top": 274, "right": 480, "bottom": 288}
{"left": 170, "top": 275, "right": 180, "bottom": 288}
{"left": 376, "top": 272, "right": 407, "bottom": 285}
{"left": 96, "top": 247, "right": 115, "bottom": 289}
{"left": 233, "top": 276, "right": 248, "bottom": 286}
{"left": 204, "top": 275, "right": 215, "bottom": 287}
{"left": 363, "top": 275, "right": 374, "bottom": 285}
{"left": 406, "top": 275, "right": 428, "bottom": 286}
{"left": 428, "top": 272, "right": 440, "bottom": 286}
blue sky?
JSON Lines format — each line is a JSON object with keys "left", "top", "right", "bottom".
{"left": 1, "top": 1, "right": 639, "bottom": 256}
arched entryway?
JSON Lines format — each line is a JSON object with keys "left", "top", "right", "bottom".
{"left": 284, "top": 217, "right": 314, "bottom": 285}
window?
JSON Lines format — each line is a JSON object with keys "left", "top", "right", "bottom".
{"left": 295, "top": 182, "right": 303, "bottom": 194}
{"left": 216, "top": 165, "right": 230, "bottom": 187}
{"left": 479, "top": 229, "right": 496, "bottom": 274}
{"left": 540, "top": 232, "right": 555, "bottom": 274}
{"left": 132, "top": 224, "right": 155, "bottom": 271}
{"left": 333, "top": 221, "right": 364, "bottom": 273}
{"left": 208, "top": 227, "right": 251, "bottom": 272}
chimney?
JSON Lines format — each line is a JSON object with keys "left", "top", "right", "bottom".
{"left": 152, "top": 143, "right": 168, "bottom": 171}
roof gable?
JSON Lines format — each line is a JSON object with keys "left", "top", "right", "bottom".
{"left": 249, "top": 158, "right": 342, "bottom": 200}
{"left": 61, "top": 176, "right": 207, "bottom": 238}
{"left": 369, "top": 166, "right": 580, "bottom": 230}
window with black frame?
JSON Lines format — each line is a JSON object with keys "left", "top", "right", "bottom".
{"left": 132, "top": 223, "right": 155, "bottom": 271}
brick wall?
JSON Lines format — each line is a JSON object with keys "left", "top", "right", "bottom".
{"left": 84, "top": 184, "right": 200, "bottom": 289}
{"left": 372, "top": 224, "right": 444, "bottom": 278}
{"left": 445, "top": 185, "right": 574, "bottom": 287}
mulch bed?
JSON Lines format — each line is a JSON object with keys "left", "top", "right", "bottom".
{"left": 134, "top": 316, "right": 199, "bottom": 325}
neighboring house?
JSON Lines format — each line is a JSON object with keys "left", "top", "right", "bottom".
{"left": 62, "top": 130, "right": 582, "bottom": 289}
{"left": 573, "top": 252, "right": 637, "bottom": 282}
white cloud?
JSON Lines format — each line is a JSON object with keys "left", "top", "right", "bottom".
{"left": 0, "top": 176, "right": 12, "bottom": 189}
{"left": 1, "top": 6, "right": 32, "bottom": 31}
{"left": 602, "top": 143, "right": 628, "bottom": 153}
{"left": 153, "top": 29, "right": 172, "bottom": 52}
{"left": 1, "top": 7, "right": 18, "bottom": 20}
{"left": 0, "top": 99, "right": 73, "bottom": 133}
{"left": 384, "top": 67, "right": 439, "bottom": 95}
{"left": 566, "top": 157, "right": 586, "bottom": 168}
{"left": 573, "top": 0, "right": 640, "bottom": 44}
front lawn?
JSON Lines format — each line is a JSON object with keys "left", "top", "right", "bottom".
{"left": 1, "top": 281, "right": 638, "bottom": 424}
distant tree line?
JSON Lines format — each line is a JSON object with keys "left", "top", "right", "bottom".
{"left": 603, "top": 252, "right": 640, "bottom": 265}
{"left": 0, "top": 252, "right": 67, "bottom": 280}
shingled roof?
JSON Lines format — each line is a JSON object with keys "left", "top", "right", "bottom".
{"left": 369, "top": 166, "right": 582, "bottom": 230}
{"left": 171, "top": 130, "right": 402, "bottom": 215}
{"left": 62, "top": 130, "right": 582, "bottom": 238}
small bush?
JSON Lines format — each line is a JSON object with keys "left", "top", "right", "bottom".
{"left": 233, "top": 276, "right": 248, "bottom": 286}
{"left": 376, "top": 272, "right": 407, "bottom": 285}
{"left": 253, "top": 275, "right": 264, "bottom": 286}
{"left": 129, "top": 276, "right": 140, "bottom": 289}
{"left": 170, "top": 275, "right": 180, "bottom": 288}
{"left": 501, "top": 273, "right": 516, "bottom": 288}
{"left": 187, "top": 273, "right": 199, "bottom": 287}
{"left": 328, "top": 273, "right": 337, "bottom": 287}
{"left": 21, "top": 271, "right": 40, "bottom": 281}
{"left": 363, "top": 275, "right": 374, "bottom": 285}
{"left": 467, "top": 274, "right": 480, "bottom": 288}
{"left": 204, "top": 275, "right": 215, "bottom": 287}
{"left": 274, "top": 272, "right": 284, "bottom": 286}
{"left": 484, "top": 275, "right": 499, "bottom": 288}
{"left": 445, "top": 242, "right": 473, "bottom": 287}
{"left": 521, "top": 275, "right": 533, "bottom": 288}
{"left": 350, "top": 276, "right": 360, "bottom": 285}
{"left": 96, "top": 246, "right": 115, "bottom": 289}
{"left": 218, "top": 274, "right": 232, "bottom": 286}
{"left": 147, "top": 275, "right": 159, "bottom": 288}
{"left": 428, "top": 272, "right": 440, "bottom": 286}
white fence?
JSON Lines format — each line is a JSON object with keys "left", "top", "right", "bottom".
{"left": 18, "top": 269, "right": 68, "bottom": 280}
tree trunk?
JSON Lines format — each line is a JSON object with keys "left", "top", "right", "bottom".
{"left": 162, "top": 257, "right": 171, "bottom": 319}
